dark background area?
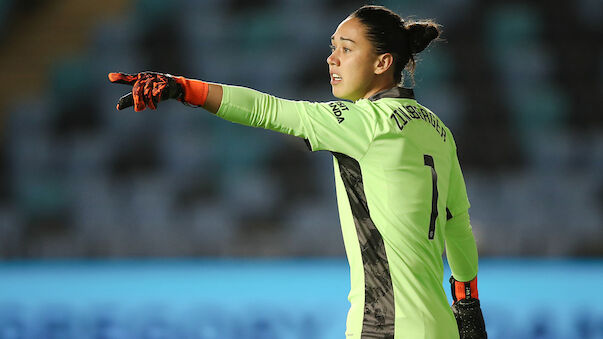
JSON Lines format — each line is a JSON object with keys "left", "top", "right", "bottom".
{"left": 0, "top": 0, "right": 601, "bottom": 258}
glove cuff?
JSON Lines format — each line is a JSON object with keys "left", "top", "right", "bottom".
{"left": 450, "top": 275, "right": 479, "bottom": 303}
{"left": 175, "top": 77, "right": 209, "bottom": 106}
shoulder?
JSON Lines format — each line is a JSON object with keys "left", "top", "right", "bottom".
{"left": 355, "top": 98, "right": 398, "bottom": 116}
{"left": 319, "top": 99, "right": 378, "bottom": 126}
{"left": 354, "top": 97, "right": 420, "bottom": 124}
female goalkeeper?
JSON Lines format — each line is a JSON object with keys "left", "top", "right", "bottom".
{"left": 109, "top": 5, "right": 486, "bottom": 339}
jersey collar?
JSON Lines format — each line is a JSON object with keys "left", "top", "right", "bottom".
{"left": 368, "top": 86, "right": 415, "bottom": 101}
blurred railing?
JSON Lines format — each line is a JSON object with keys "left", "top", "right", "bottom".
{"left": 1, "top": 258, "right": 602, "bottom": 338}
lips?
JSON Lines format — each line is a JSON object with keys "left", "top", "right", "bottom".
{"left": 330, "top": 72, "right": 342, "bottom": 85}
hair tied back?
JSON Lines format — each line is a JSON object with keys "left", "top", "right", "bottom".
{"left": 405, "top": 21, "right": 441, "bottom": 54}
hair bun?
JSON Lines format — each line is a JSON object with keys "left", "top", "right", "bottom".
{"left": 405, "top": 21, "right": 441, "bottom": 54}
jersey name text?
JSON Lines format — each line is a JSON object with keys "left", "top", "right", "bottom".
{"left": 390, "top": 104, "right": 446, "bottom": 142}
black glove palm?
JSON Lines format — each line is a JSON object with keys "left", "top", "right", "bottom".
{"left": 450, "top": 276, "right": 487, "bottom": 339}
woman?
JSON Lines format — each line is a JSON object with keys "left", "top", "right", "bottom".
{"left": 109, "top": 5, "right": 486, "bottom": 339}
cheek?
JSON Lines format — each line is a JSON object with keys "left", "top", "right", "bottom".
{"left": 344, "top": 57, "right": 374, "bottom": 84}
{"left": 359, "top": 54, "right": 377, "bottom": 75}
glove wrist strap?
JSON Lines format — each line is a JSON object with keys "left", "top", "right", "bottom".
{"left": 175, "top": 77, "right": 209, "bottom": 106}
{"left": 450, "top": 275, "right": 479, "bottom": 302}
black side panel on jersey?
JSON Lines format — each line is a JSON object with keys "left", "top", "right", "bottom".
{"left": 332, "top": 152, "right": 395, "bottom": 338}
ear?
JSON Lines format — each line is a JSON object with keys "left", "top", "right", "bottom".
{"left": 374, "top": 53, "right": 394, "bottom": 75}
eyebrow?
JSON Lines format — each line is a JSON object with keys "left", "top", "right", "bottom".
{"left": 330, "top": 36, "right": 356, "bottom": 44}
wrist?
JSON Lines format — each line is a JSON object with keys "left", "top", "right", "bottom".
{"left": 174, "top": 77, "right": 209, "bottom": 106}
{"left": 450, "top": 275, "right": 479, "bottom": 303}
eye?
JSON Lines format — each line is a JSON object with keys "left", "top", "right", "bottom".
{"left": 343, "top": 47, "right": 351, "bottom": 53}
{"left": 329, "top": 44, "right": 336, "bottom": 52}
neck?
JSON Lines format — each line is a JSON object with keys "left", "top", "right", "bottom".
{"left": 362, "top": 79, "right": 397, "bottom": 100}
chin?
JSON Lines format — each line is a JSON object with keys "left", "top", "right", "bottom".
{"left": 331, "top": 87, "right": 348, "bottom": 100}
{"left": 331, "top": 88, "right": 342, "bottom": 99}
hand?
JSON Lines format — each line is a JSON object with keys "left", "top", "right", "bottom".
{"left": 450, "top": 275, "right": 487, "bottom": 339}
{"left": 108, "top": 72, "right": 184, "bottom": 111}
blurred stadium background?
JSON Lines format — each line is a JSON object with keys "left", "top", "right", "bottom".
{"left": 0, "top": 0, "right": 601, "bottom": 338}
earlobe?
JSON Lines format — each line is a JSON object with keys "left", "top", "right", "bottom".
{"left": 374, "top": 53, "right": 394, "bottom": 75}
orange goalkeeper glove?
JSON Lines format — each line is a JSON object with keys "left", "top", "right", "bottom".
{"left": 108, "top": 72, "right": 209, "bottom": 111}
{"left": 450, "top": 275, "right": 487, "bottom": 339}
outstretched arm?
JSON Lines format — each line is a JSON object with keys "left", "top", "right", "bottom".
{"left": 108, "top": 71, "right": 377, "bottom": 159}
{"left": 107, "top": 71, "right": 307, "bottom": 134}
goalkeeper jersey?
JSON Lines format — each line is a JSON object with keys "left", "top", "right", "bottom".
{"left": 216, "top": 85, "right": 478, "bottom": 339}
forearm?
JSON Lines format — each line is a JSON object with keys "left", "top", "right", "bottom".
{"left": 180, "top": 78, "right": 309, "bottom": 138}
{"left": 213, "top": 84, "right": 311, "bottom": 138}
{"left": 203, "top": 83, "right": 223, "bottom": 114}
{"left": 173, "top": 77, "right": 222, "bottom": 113}
{"left": 445, "top": 211, "right": 479, "bottom": 282}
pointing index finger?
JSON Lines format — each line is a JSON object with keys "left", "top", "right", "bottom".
{"left": 108, "top": 72, "right": 138, "bottom": 85}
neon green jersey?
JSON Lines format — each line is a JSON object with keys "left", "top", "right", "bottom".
{"left": 217, "top": 85, "right": 479, "bottom": 339}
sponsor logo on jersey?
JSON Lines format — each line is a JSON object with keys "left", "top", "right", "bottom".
{"left": 329, "top": 102, "right": 348, "bottom": 123}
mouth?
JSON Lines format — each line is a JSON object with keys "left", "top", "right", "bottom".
{"left": 330, "top": 73, "right": 342, "bottom": 85}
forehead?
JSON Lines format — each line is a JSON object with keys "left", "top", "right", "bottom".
{"left": 331, "top": 16, "right": 366, "bottom": 42}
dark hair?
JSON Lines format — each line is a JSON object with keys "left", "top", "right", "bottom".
{"left": 350, "top": 5, "right": 442, "bottom": 85}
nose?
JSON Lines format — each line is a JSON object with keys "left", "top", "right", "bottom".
{"left": 326, "top": 51, "right": 339, "bottom": 66}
